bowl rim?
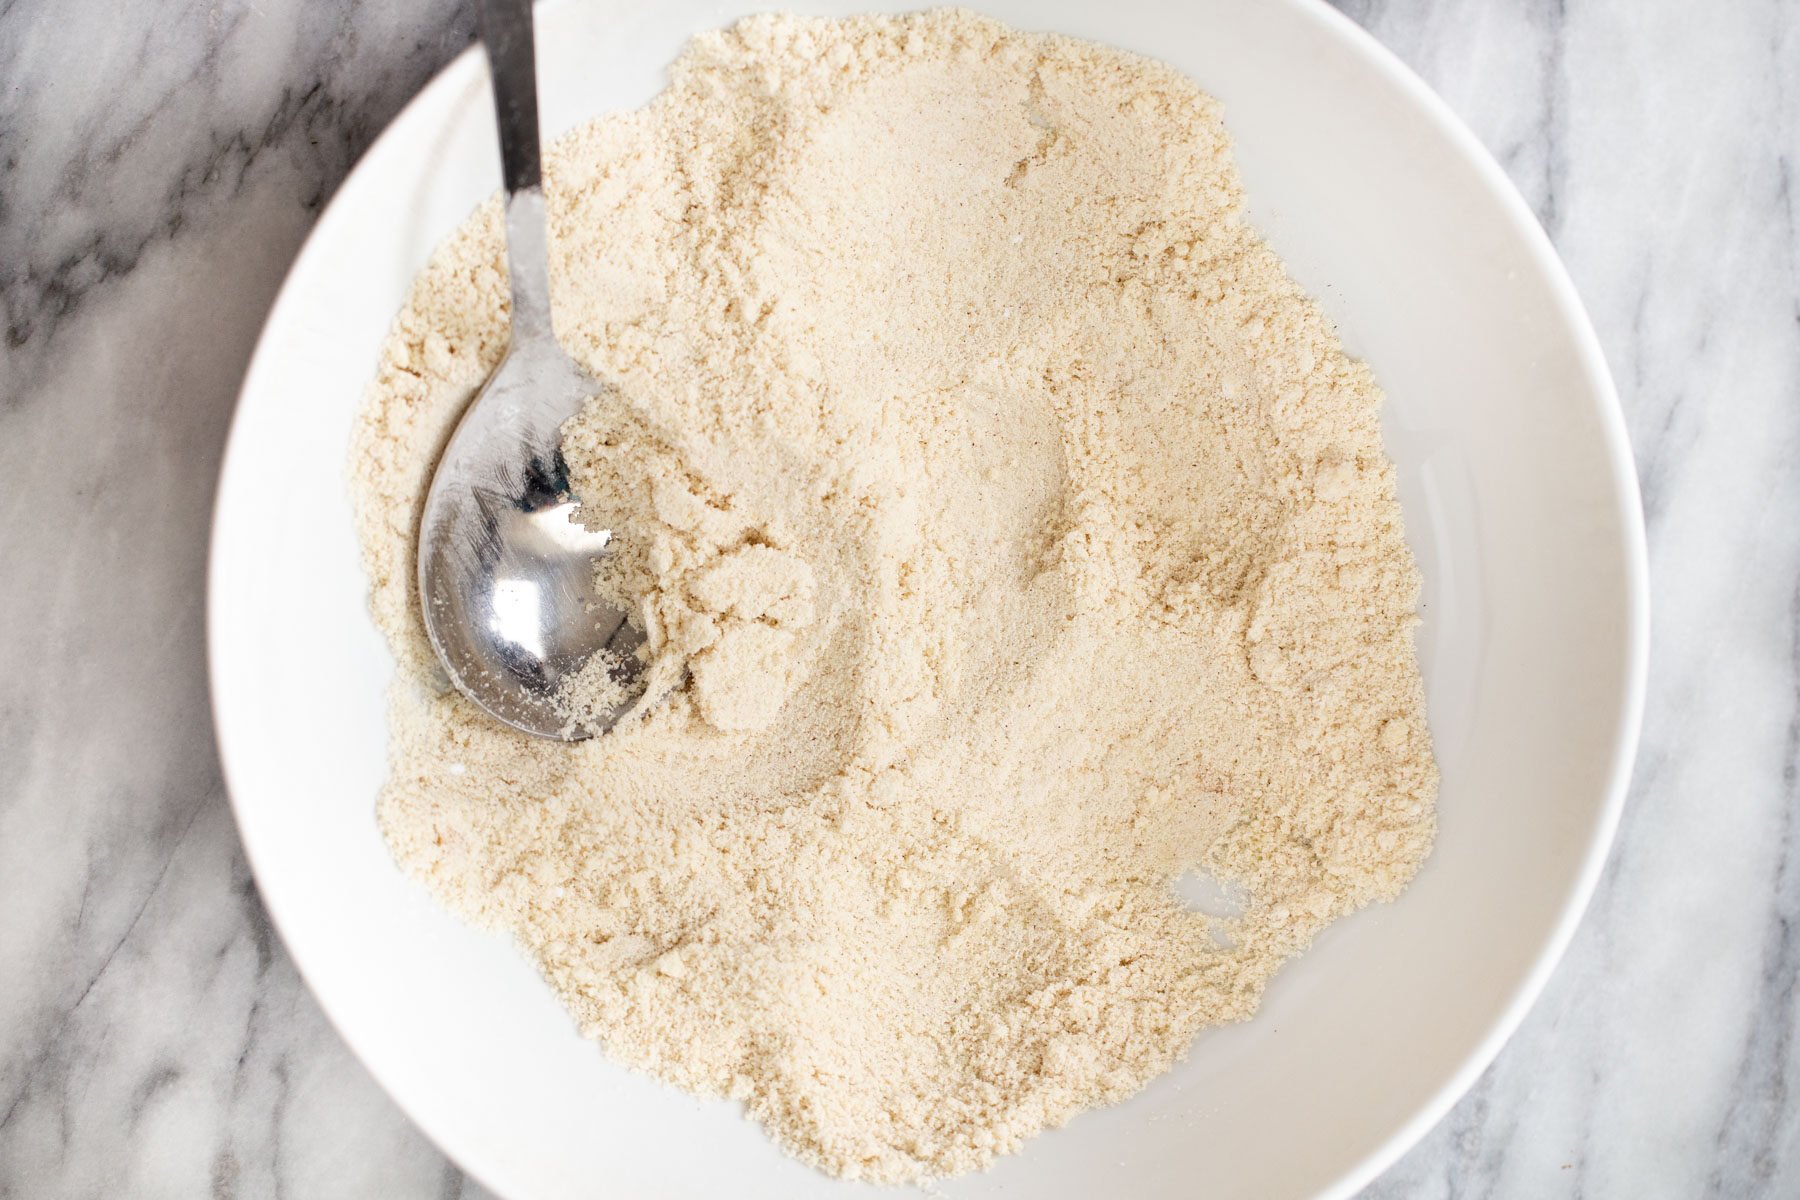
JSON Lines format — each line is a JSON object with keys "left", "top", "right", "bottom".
{"left": 1255, "top": 8, "right": 1650, "bottom": 1197}
{"left": 206, "top": 1, "right": 1650, "bottom": 1195}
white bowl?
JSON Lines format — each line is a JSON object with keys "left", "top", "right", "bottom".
{"left": 207, "top": 1, "right": 1648, "bottom": 1196}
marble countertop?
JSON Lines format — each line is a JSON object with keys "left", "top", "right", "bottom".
{"left": 2, "top": 0, "right": 1795, "bottom": 1195}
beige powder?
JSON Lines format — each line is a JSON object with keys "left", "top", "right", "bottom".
{"left": 350, "top": 9, "right": 1437, "bottom": 1183}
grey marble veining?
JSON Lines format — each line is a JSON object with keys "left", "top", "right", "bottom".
{"left": 1, "top": 0, "right": 1796, "bottom": 1196}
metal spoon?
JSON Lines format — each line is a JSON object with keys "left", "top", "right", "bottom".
{"left": 416, "top": 0, "right": 643, "bottom": 739}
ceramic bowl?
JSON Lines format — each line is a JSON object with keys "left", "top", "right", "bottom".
{"left": 208, "top": 1, "right": 1648, "bottom": 1195}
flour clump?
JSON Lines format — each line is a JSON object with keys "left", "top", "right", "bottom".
{"left": 350, "top": 9, "right": 1437, "bottom": 1183}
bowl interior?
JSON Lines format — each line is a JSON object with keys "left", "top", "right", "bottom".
{"left": 208, "top": 1, "right": 1645, "bottom": 1197}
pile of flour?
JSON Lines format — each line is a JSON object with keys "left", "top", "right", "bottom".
{"left": 351, "top": 9, "right": 1436, "bottom": 1183}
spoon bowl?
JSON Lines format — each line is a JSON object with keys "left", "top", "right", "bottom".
{"left": 416, "top": 294, "right": 643, "bottom": 738}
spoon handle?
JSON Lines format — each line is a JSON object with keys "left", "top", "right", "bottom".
{"left": 479, "top": 0, "right": 552, "bottom": 341}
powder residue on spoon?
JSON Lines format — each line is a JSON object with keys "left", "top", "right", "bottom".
{"left": 350, "top": 9, "right": 1437, "bottom": 1183}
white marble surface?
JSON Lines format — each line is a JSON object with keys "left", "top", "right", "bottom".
{"left": 0, "top": 0, "right": 1794, "bottom": 1195}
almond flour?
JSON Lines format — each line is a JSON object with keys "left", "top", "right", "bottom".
{"left": 350, "top": 9, "right": 1437, "bottom": 1182}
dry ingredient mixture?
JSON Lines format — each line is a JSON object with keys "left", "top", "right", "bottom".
{"left": 351, "top": 9, "right": 1437, "bottom": 1183}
